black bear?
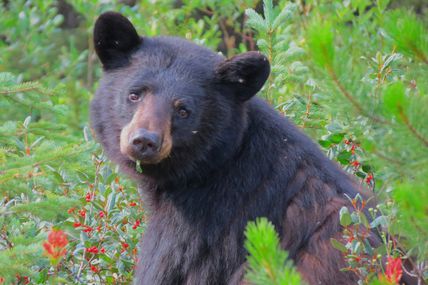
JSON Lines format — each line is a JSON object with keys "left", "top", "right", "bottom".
{"left": 90, "top": 12, "right": 414, "bottom": 285}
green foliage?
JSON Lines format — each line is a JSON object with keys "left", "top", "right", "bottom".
{"left": 384, "top": 10, "right": 428, "bottom": 63}
{"left": 245, "top": 0, "right": 427, "bottom": 283}
{"left": 392, "top": 181, "right": 428, "bottom": 259}
{"left": 246, "top": 1, "right": 305, "bottom": 104}
{"left": 333, "top": 194, "right": 389, "bottom": 283}
{"left": 307, "top": 20, "right": 335, "bottom": 69}
{"left": 244, "top": 218, "right": 302, "bottom": 285}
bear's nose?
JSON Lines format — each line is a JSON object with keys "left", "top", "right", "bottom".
{"left": 130, "top": 129, "right": 161, "bottom": 156}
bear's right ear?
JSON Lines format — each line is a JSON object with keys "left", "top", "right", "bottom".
{"left": 93, "top": 12, "right": 142, "bottom": 69}
{"left": 215, "top": 51, "right": 270, "bottom": 101}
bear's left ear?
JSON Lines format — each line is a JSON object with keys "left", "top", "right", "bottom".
{"left": 215, "top": 51, "right": 270, "bottom": 101}
{"left": 93, "top": 12, "right": 142, "bottom": 69}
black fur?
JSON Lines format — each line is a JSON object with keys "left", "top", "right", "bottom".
{"left": 91, "top": 12, "right": 416, "bottom": 285}
{"left": 93, "top": 12, "right": 142, "bottom": 69}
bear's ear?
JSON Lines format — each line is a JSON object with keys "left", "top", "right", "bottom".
{"left": 215, "top": 51, "right": 270, "bottom": 101}
{"left": 93, "top": 12, "right": 142, "bottom": 69}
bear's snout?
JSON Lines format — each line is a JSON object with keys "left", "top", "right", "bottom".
{"left": 119, "top": 94, "right": 173, "bottom": 165}
{"left": 130, "top": 129, "right": 162, "bottom": 158}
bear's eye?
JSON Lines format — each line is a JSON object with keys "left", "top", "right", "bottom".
{"left": 177, "top": 107, "right": 190, "bottom": 118}
{"left": 128, "top": 93, "right": 141, "bottom": 103}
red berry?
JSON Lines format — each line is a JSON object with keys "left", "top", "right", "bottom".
{"left": 83, "top": 225, "right": 93, "bottom": 233}
{"left": 86, "top": 246, "right": 98, "bottom": 254}
{"left": 366, "top": 174, "right": 373, "bottom": 184}
{"left": 132, "top": 219, "right": 141, "bottom": 230}
{"left": 121, "top": 242, "right": 129, "bottom": 252}
{"left": 90, "top": 265, "right": 98, "bottom": 273}
{"left": 351, "top": 161, "right": 360, "bottom": 168}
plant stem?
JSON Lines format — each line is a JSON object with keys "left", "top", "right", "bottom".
{"left": 399, "top": 110, "right": 428, "bottom": 148}
{"left": 328, "top": 68, "right": 389, "bottom": 125}
{"left": 266, "top": 30, "right": 274, "bottom": 103}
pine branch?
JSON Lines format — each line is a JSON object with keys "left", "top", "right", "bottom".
{"left": 328, "top": 69, "right": 389, "bottom": 125}
{"left": 399, "top": 110, "right": 428, "bottom": 148}
{"left": 0, "top": 81, "right": 53, "bottom": 96}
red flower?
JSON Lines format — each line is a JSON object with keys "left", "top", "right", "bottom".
{"left": 385, "top": 256, "right": 403, "bottom": 284}
{"left": 90, "top": 265, "right": 99, "bottom": 273}
{"left": 351, "top": 160, "right": 360, "bottom": 168}
{"left": 129, "top": 201, "right": 137, "bottom": 207}
{"left": 83, "top": 225, "right": 93, "bottom": 233}
{"left": 67, "top": 207, "right": 75, "bottom": 214}
{"left": 86, "top": 246, "right": 99, "bottom": 254}
{"left": 16, "top": 275, "right": 30, "bottom": 285}
{"left": 73, "top": 222, "right": 81, "bottom": 228}
{"left": 100, "top": 247, "right": 106, "bottom": 254}
{"left": 97, "top": 225, "right": 102, "bottom": 232}
{"left": 79, "top": 209, "right": 86, "bottom": 217}
{"left": 347, "top": 235, "right": 355, "bottom": 243}
{"left": 85, "top": 193, "right": 92, "bottom": 202}
{"left": 366, "top": 174, "right": 373, "bottom": 184}
{"left": 99, "top": 211, "right": 105, "bottom": 218}
{"left": 132, "top": 219, "right": 141, "bottom": 230}
{"left": 121, "top": 242, "right": 129, "bottom": 252}
{"left": 43, "top": 229, "right": 68, "bottom": 261}
{"left": 344, "top": 139, "right": 350, "bottom": 145}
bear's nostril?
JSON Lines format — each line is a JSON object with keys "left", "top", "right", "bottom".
{"left": 130, "top": 129, "right": 161, "bottom": 155}
{"left": 132, "top": 138, "right": 143, "bottom": 146}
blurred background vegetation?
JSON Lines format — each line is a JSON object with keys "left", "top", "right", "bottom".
{"left": 0, "top": 0, "right": 427, "bottom": 284}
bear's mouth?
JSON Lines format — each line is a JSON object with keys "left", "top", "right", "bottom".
{"left": 121, "top": 135, "right": 172, "bottom": 166}
{"left": 125, "top": 152, "right": 164, "bottom": 165}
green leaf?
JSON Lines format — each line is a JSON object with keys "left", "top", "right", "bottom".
{"left": 23, "top": 116, "right": 32, "bottom": 128}
{"left": 319, "top": 140, "right": 332, "bottom": 148}
{"left": 370, "top": 216, "right": 389, "bottom": 228}
{"left": 337, "top": 151, "right": 352, "bottom": 165}
{"left": 272, "top": 3, "right": 297, "bottom": 30}
{"left": 136, "top": 160, "right": 143, "bottom": 173}
{"left": 262, "top": 0, "right": 274, "bottom": 28}
{"left": 245, "top": 8, "right": 267, "bottom": 34}
{"left": 339, "top": 207, "right": 352, "bottom": 227}
{"left": 329, "top": 133, "right": 345, "bottom": 144}
{"left": 331, "top": 238, "right": 348, "bottom": 253}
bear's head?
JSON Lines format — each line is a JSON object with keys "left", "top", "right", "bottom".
{"left": 91, "top": 12, "right": 270, "bottom": 183}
